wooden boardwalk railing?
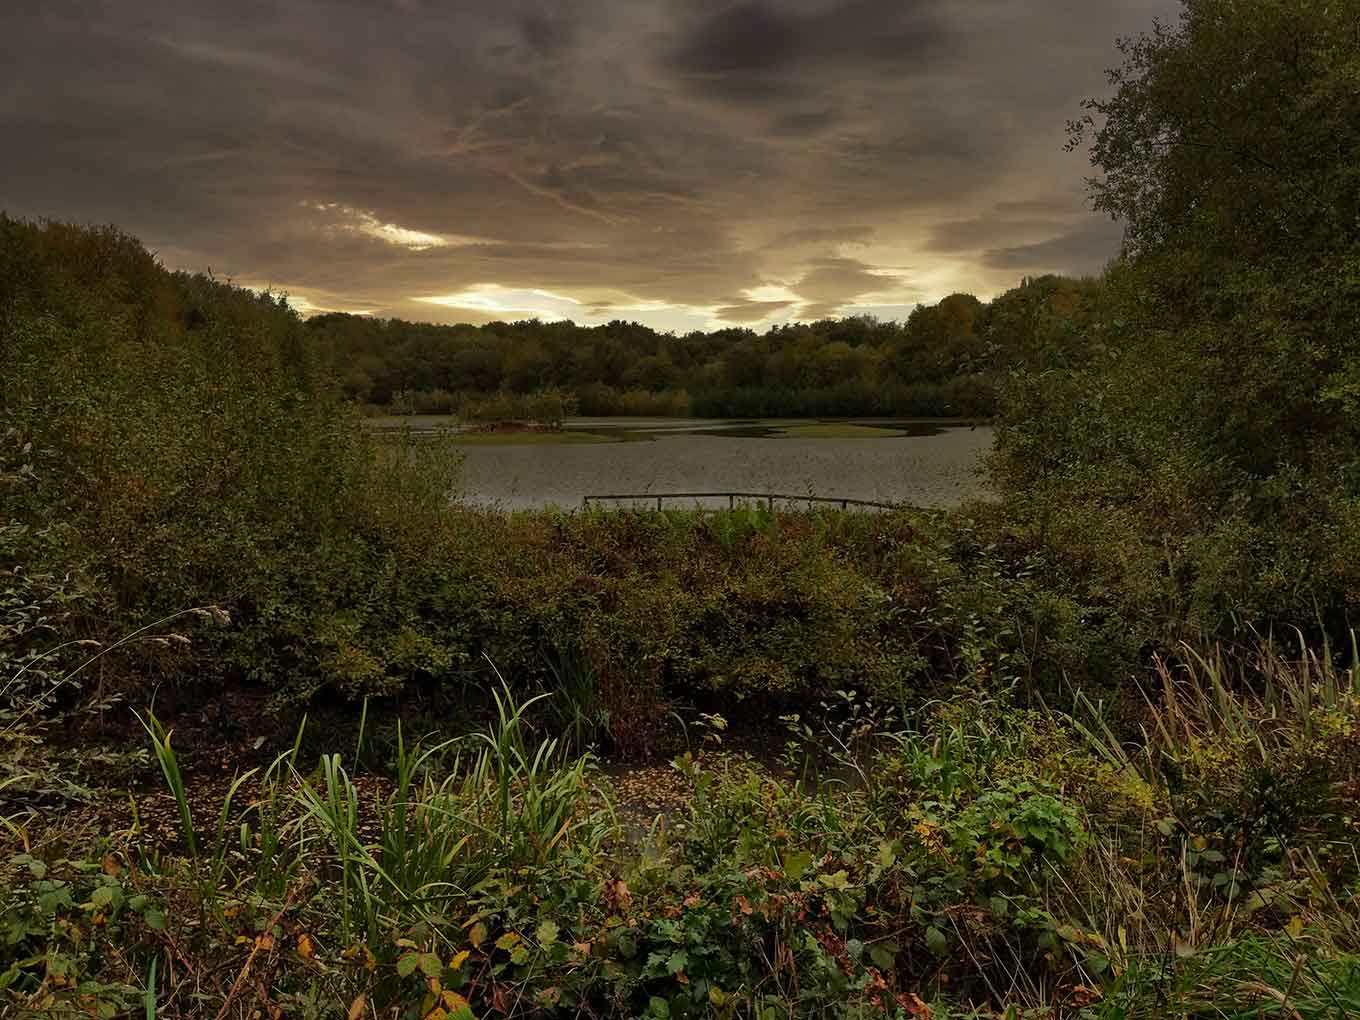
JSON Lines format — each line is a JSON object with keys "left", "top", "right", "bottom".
{"left": 581, "top": 491, "right": 904, "bottom": 511}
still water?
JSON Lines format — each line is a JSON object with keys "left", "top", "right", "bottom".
{"left": 441, "top": 418, "right": 992, "bottom": 511}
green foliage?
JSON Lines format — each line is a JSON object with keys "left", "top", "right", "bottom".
{"left": 458, "top": 388, "right": 579, "bottom": 427}
{"left": 996, "top": 0, "right": 1360, "bottom": 646}
{"left": 1, "top": 216, "right": 464, "bottom": 708}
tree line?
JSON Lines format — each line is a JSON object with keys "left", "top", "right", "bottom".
{"left": 308, "top": 275, "right": 1102, "bottom": 419}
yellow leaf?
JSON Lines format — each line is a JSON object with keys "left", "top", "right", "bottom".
{"left": 256, "top": 933, "right": 276, "bottom": 951}
{"left": 347, "top": 993, "right": 367, "bottom": 1020}
{"left": 442, "top": 991, "right": 475, "bottom": 1020}
{"left": 298, "top": 934, "right": 315, "bottom": 960}
{"left": 494, "top": 932, "right": 521, "bottom": 952}
{"left": 469, "top": 922, "right": 487, "bottom": 948}
{"left": 448, "top": 950, "right": 471, "bottom": 971}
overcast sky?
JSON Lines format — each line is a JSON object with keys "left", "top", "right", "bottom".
{"left": 0, "top": 1, "right": 1177, "bottom": 330}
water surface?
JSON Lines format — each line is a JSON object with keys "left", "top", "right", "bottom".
{"left": 444, "top": 418, "right": 992, "bottom": 511}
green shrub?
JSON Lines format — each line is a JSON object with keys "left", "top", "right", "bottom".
{"left": 1, "top": 217, "right": 464, "bottom": 712}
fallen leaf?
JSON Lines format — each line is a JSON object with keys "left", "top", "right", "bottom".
{"left": 896, "top": 992, "right": 932, "bottom": 1018}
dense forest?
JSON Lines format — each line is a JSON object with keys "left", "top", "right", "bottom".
{"left": 310, "top": 276, "right": 1100, "bottom": 419}
{"left": 3, "top": 1, "right": 1360, "bottom": 1018}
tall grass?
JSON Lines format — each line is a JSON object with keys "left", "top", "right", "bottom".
{"left": 1051, "top": 634, "right": 1360, "bottom": 1017}
{"left": 146, "top": 680, "right": 613, "bottom": 946}
{"left": 1074, "top": 630, "right": 1360, "bottom": 788}
{"left": 542, "top": 647, "right": 605, "bottom": 754}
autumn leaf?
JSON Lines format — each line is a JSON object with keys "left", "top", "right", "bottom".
{"left": 347, "top": 993, "right": 367, "bottom": 1020}
{"left": 896, "top": 992, "right": 932, "bottom": 1019}
{"left": 442, "top": 990, "right": 475, "bottom": 1019}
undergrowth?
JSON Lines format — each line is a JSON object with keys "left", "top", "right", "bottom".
{"left": 1, "top": 636, "right": 1356, "bottom": 1018}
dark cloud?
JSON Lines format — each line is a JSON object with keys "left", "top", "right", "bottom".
{"left": 768, "top": 109, "right": 843, "bottom": 138}
{"left": 983, "top": 218, "right": 1124, "bottom": 276}
{"left": 0, "top": 0, "right": 1176, "bottom": 326}
{"left": 714, "top": 299, "right": 797, "bottom": 322}
{"left": 770, "top": 225, "right": 875, "bottom": 247}
{"left": 794, "top": 257, "right": 898, "bottom": 319}
{"left": 663, "top": 1, "right": 953, "bottom": 78}
{"left": 928, "top": 203, "right": 1098, "bottom": 255}
{"left": 992, "top": 198, "right": 1083, "bottom": 216}
{"left": 520, "top": 7, "right": 579, "bottom": 57}
{"left": 665, "top": 3, "right": 805, "bottom": 74}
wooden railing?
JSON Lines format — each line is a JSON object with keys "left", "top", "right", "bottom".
{"left": 581, "top": 491, "right": 905, "bottom": 511}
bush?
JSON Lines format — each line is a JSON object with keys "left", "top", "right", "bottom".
{"left": 0, "top": 217, "right": 463, "bottom": 711}
{"left": 460, "top": 389, "right": 579, "bottom": 426}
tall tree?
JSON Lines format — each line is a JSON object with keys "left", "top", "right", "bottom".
{"left": 996, "top": 0, "right": 1360, "bottom": 634}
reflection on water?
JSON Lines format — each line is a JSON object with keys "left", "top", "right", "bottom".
{"left": 445, "top": 418, "right": 993, "bottom": 511}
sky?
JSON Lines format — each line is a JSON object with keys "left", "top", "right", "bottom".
{"left": 0, "top": 0, "right": 1178, "bottom": 331}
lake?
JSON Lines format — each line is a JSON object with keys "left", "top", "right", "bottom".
{"left": 387, "top": 417, "right": 994, "bottom": 511}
